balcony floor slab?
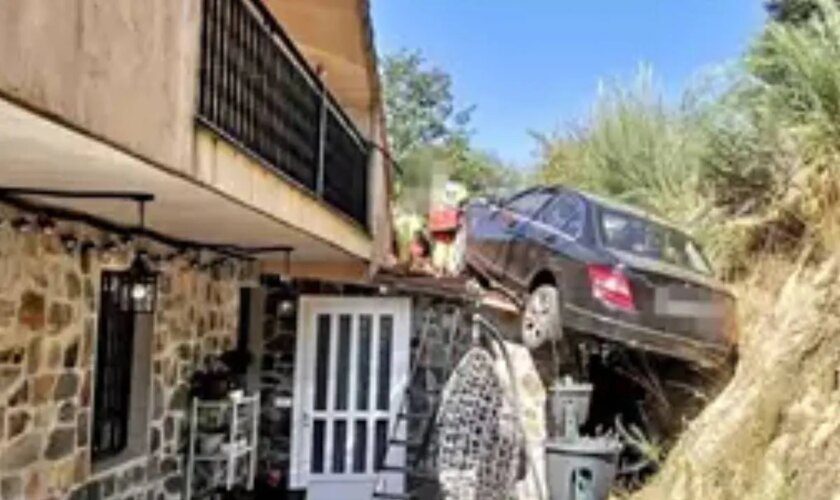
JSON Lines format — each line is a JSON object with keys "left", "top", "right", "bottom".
{"left": 0, "top": 95, "right": 367, "bottom": 270}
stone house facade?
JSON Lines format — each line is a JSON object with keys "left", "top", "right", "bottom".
{"left": 0, "top": 0, "right": 403, "bottom": 498}
{"left": 0, "top": 205, "right": 243, "bottom": 500}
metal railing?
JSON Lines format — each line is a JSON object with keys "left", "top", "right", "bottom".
{"left": 198, "top": 0, "right": 370, "bottom": 228}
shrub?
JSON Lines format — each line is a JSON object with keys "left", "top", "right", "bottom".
{"left": 536, "top": 0, "right": 840, "bottom": 277}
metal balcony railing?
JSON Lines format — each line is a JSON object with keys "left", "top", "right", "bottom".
{"left": 198, "top": 0, "right": 370, "bottom": 228}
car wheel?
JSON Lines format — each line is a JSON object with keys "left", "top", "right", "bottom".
{"left": 521, "top": 284, "right": 562, "bottom": 349}
{"left": 448, "top": 223, "right": 468, "bottom": 276}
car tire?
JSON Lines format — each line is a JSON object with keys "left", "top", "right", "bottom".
{"left": 521, "top": 284, "right": 563, "bottom": 349}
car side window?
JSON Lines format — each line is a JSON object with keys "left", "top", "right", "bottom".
{"left": 540, "top": 193, "right": 585, "bottom": 237}
{"left": 505, "top": 190, "right": 553, "bottom": 217}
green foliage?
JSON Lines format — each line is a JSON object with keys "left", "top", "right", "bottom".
{"left": 446, "top": 136, "right": 522, "bottom": 196}
{"left": 381, "top": 50, "right": 472, "bottom": 161}
{"left": 766, "top": 0, "right": 825, "bottom": 24}
{"left": 702, "top": 0, "right": 840, "bottom": 264}
{"left": 748, "top": 0, "right": 840, "bottom": 162}
{"left": 535, "top": 0, "right": 840, "bottom": 276}
{"left": 382, "top": 50, "right": 521, "bottom": 207}
{"left": 535, "top": 68, "right": 706, "bottom": 222}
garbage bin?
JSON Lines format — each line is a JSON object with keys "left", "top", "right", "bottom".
{"left": 547, "top": 378, "right": 593, "bottom": 438}
{"left": 545, "top": 437, "right": 621, "bottom": 500}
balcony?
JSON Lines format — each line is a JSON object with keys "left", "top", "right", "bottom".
{"left": 197, "top": 0, "right": 370, "bottom": 228}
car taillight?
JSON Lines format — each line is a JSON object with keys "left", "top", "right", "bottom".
{"left": 587, "top": 264, "right": 636, "bottom": 312}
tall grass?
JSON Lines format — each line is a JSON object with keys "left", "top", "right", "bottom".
{"left": 536, "top": 68, "right": 707, "bottom": 222}
{"left": 727, "top": 0, "right": 840, "bottom": 264}
{"left": 536, "top": 0, "right": 840, "bottom": 277}
{"left": 749, "top": 0, "right": 840, "bottom": 160}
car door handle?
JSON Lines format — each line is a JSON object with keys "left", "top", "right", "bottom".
{"left": 543, "top": 234, "right": 557, "bottom": 244}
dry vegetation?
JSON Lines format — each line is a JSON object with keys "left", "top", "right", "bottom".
{"left": 633, "top": 252, "right": 840, "bottom": 500}
{"left": 535, "top": 1, "right": 840, "bottom": 497}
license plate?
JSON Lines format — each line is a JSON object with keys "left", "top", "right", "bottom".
{"left": 655, "top": 288, "right": 722, "bottom": 318}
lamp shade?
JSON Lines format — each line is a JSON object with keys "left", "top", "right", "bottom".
{"left": 121, "top": 252, "right": 158, "bottom": 314}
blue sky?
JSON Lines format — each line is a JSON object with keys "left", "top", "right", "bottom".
{"left": 372, "top": 1, "right": 767, "bottom": 167}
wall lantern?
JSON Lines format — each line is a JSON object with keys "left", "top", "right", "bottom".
{"left": 121, "top": 199, "right": 157, "bottom": 314}
{"left": 121, "top": 250, "right": 157, "bottom": 314}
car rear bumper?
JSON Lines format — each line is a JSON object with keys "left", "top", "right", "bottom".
{"left": 563, "top": 303, "right": 734, "bottom": 369}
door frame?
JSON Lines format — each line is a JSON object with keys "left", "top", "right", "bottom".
{"left": 289, "top": 295, "right": 412, "bottom": 492}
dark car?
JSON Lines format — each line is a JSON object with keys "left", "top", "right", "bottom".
{"left": 453, "top": 185, "right": 737, "bottom": 369}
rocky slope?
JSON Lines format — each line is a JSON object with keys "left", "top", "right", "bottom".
{"left": 633, "top": 254, "right": 840, "bottom": 500}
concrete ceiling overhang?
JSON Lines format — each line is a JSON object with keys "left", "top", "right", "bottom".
{"left": 0, "top": 96, "right": 361, "bottom": 265}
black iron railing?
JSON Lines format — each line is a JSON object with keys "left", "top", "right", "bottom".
{"left": 198, "top": 0, "right": 370, "bottom": 228}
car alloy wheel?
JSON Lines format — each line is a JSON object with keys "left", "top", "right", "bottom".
{"left": 521, "top": 284, "right": 561, "bottom": 349}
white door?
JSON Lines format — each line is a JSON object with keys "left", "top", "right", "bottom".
{"left": 290, "top": 296, "right": 411, "bottom": 499}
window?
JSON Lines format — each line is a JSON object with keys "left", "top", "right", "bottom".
{"left": 92, "top": 271, "right": 153, "bottom": 468}
{"left": 540, "top": 193, "right": 585, "bottom": 237}
{"left": 505, "top": 189, "right": 553, "bottom": 217}
{"left": 600, "top": 209, "right": 712, "bottom": 275}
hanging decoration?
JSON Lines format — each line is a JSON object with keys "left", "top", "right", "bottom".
{"left": 0, "top": 188, "right": 276, "bottom": 288}
{"left": 60, "top": 233, "right": 79, "bottom": 253}
{"left": 435, "top": 347, "right": 525, "bottom": 500}
{"left": 11, "top": 217, "right": 34, "bottom": 233}
{"left": 122, "top": 249, "right": 157, "bottom": 313}
{"left": 119, "top": 198, "right": 158, "bottom": 314}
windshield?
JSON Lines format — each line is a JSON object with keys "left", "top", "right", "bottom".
{"left": 599, "top": 209, "right": 712, "bottom": 275}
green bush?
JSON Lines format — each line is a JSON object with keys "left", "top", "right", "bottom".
{"left": 536, "top": 0, "right": 840, "bottom": 277}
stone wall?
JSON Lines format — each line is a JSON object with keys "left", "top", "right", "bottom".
{"left": 0, "top": 207, "right": 241, "bottom": 500}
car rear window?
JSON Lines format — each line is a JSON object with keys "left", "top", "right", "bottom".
{"left": 600, "top": 209, "right": 712, "bottom": 275}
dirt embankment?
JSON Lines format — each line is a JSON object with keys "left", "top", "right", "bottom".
{"left": 633, "top": 254, "right": 840, "bottom": 500}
